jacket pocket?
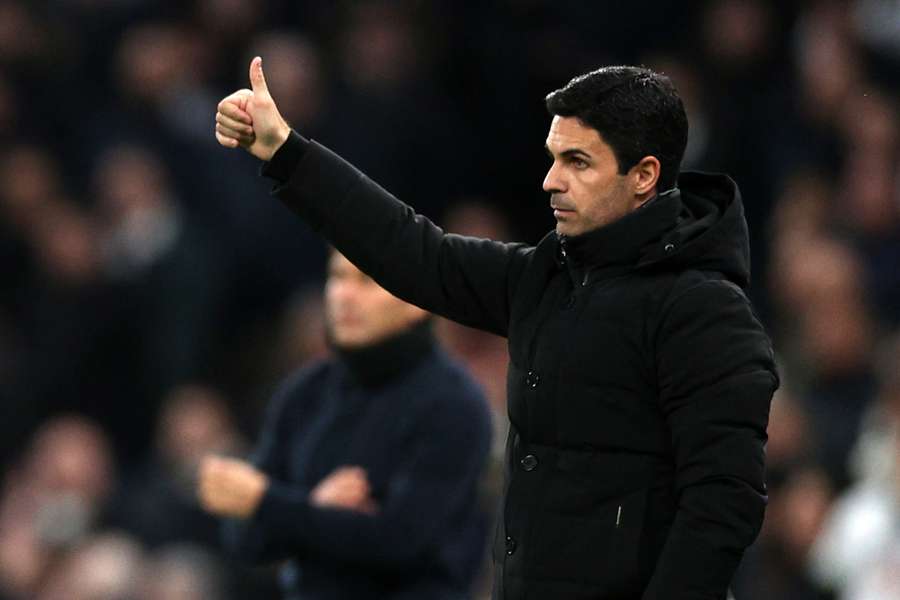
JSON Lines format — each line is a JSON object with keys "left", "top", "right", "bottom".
{"left": 525, "top": 487, "right": 647, "bottom": 593}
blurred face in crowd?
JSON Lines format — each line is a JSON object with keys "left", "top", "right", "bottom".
{"left": 543, "top": 116, "right": 656, "bottom": 236}
{"left": 325, "top": 252, "right": 427, "bottom": 349}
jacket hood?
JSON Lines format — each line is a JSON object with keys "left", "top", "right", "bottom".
{"left": 646, "top": 171, "right": 751, "bottom": 289}
{"left": 559, "top": 171, "right": 751, "bottom": 289}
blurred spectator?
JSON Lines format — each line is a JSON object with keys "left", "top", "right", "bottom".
{"left": 765, "top": 387, "right": 819, "bottom": 488}
{"left": 109, "top": 384, "right": 244, "bottom": 549}
{"left": 735, "top": 465, "right": 835, "bottom": 600}
{"left": 0, "top": 416, "right": 115, "bottom": 598}
{"left": 809, "top": 334, "right": 900, "bottom": 598}
{"left": 773, "top": 235, "right": 877, "bottom": 487}
{"left": 197, "top": 0, "right": 263, "bottom": 37}
{"left": 0, "top": 1, "right": 50, "bottom": 67}
{"left": 34, "top": 533, "right": 143, "bottom": 600}
{"left": 136, "top": 543, "right": 229, "bottom": 600}
{"left": 321, "top": 1, "right": 473, "bottom": 219}
{"left": 834, "top": 88, "right": 900, "bottom": 324}
{"left": 89, "top": 142, "right": 227, "bottom": 459}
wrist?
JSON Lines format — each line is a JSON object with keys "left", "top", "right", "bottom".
{"left": 266, "top": 123, "right": 291, "bottom": 161}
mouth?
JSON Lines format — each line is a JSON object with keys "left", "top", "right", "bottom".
{"left": 551, "top": 205, "right": 575, "bottom": 218}
{"left": 550, "top": 196, "right": 575, "bottom": 218}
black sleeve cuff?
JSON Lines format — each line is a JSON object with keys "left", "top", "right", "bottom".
{"left": 260, "top": 130, "right": 309, "bottom": 182}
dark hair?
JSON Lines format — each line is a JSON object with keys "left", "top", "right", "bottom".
{"left": 545, "top": 66, "right": 688, "bottom": 191}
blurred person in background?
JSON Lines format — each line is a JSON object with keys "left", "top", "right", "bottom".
{"left": 136, "top": 543, "right": 229, "bottom": 600}
{"left": 0, "top": 416, "right": 115, "bottom": 599}
{"left": 33, "top": 533, "right": 143, "bottom": 600}
{"left": 91, "top": 142, "right": 227, "bottom": 461}
{"left": 213, "top": 57, "right": 778, "bottom": 599}
{"left": 109, "top": 384, "right": 244, "bottom": 550}
{"left": 732, "top": 389, "right": 834, "bottom": 600}
{"left": 809, "top": 334, "right": 900, "bottom": 599}
{"left": 737, "top": 464, "right": 834, "bottom": 600}
{"left": 770, "top": 235, "right": 877, "bottom": 489}
{"left": 198, "top": 250, "right": 493, "bottom": 600}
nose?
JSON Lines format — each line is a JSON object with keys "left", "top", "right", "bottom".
{"left": 543, "top": 161, "right": 565, "bottom": 194}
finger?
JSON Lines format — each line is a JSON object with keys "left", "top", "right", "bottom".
{"left": 218, "top": 101, "right": 253, "bottom": 125}
{"left": 220, "top": 88, "right": 252, "bottom": 104}
{"left": 249, "top": 56, "right": 269, "bottom": 96}
{"left": 215, "top": 131, "right": 240, "bottom": 148}
{"left": 216, "top": 112, "right": 253, "bottom": 136}
{"left": 216, "top": 123, "right": 252, "bottom": 145}
{"left": 216, "top": 123, "right": 241, "bottom": 146}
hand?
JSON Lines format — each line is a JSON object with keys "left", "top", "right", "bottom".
{"left": 197, "top": 455, "right": 269, "bottom": 519}
{"left": 215, "top": 56, "right": 291, "bottom": 161}
{"left": 310, "top": 466, "right": 379, "bottom": 514}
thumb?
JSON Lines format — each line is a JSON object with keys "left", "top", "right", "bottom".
{"left": 249, "top": 56, "right": 270, "bottom": 96}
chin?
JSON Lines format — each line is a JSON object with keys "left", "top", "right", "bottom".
{"left": 555, "top": 222, "right": 582, "bottom": 237}
{"left": 331, "top": 328, "right": 369, "bottom": 349}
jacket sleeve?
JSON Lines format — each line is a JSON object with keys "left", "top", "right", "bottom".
{"left": 643, "top": 280, "right": 778, "bottom": 599}
{"left": 240, "top": 380, "right": 493, "bottom": 571}
{"left": 265, "top": 131, "right": 532, "bottom": 337}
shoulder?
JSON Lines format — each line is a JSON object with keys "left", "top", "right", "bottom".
{"left": 659, "top": 270, "right": 754, "bottom": 324}
{"left": 278, "top": 358, "right": 333, "bottom": 395}
{"left": 266, "top": 359, "right": 335, "bottom": 420}
{"left": 653, "top": 271, "right": 778, "bottom": 381}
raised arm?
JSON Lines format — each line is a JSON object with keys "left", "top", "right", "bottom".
{"left": 214, "top": 57, "right": 533, "bottom": 336}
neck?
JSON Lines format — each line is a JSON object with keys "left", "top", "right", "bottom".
{"left": 333, "top": 319, "right": 435, "bottom": 387}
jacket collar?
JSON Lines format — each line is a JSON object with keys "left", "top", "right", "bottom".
{"left": 558, "top": 189, "right": 682, "bottom": 283}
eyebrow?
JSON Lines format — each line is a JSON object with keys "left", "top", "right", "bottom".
{"left": 544, "top": 144, "right": 592, "bottom": 160}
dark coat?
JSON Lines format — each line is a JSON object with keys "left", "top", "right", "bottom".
{"left": 223, "top": 325, "right": 493, "bottom": 600}
{"left": 263, "top": 132, "right": 779, "bottom": 600}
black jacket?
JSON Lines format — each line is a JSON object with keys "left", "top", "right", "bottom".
{"left": 262, "top": 132, "right": 779, "bottom": 600}
{"left": 224, "top": 323, "right": 493, "bottom": 599}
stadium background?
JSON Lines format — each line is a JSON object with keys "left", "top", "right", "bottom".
{"left": 0, "top": 0, "right": 898, "bottom": 598}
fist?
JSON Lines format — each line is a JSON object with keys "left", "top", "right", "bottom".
{"left": 197, "top": 455, "right": 269, "bottom": 519}
{"left": 310, "top": 466, "right": 378, "bottom": 514}
{"left": 215, "top": 56, "right": 291, "bottom": 161}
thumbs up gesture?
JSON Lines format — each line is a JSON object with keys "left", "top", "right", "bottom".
{"left": 215, "top": 57, "right": 291, "bottom": 161}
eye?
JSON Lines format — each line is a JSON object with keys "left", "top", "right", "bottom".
{"left": 571, "top": 158, "right": 588, "bottom": 170}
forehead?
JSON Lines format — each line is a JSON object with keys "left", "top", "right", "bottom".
{"left": 545, "top": 115, "right": 609, "bottom": 154}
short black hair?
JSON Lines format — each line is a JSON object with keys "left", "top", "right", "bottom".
{"left": 545, "top": 66, "right": 688, "bottom": 191}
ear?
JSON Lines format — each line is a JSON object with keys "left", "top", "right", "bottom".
{"left": 631, "top": 156, "right": 661, "bottom": 204}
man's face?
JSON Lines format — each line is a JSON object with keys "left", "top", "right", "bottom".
{"left": 325, "top": 252, "right": 427, "bottom": 349}
{"left": 543, "top": 116, "right": 640, "bottom": 236}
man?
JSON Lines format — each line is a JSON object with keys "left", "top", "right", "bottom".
{"left": 213, "top": 58, "right": 779, "bottom": 599}
{"left": 197, "top": 250, "right": 494, "bottom": 599}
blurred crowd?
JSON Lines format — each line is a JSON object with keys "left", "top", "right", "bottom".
{"left": 0, "top": 0, "right": 898, "bottom": 598}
